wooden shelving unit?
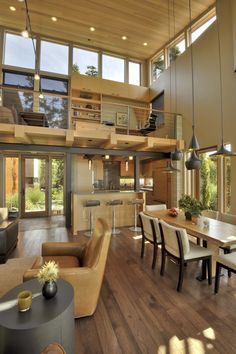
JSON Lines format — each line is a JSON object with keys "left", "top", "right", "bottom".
{"left": 71, "top": 89, "right": 102, "bottom": 126}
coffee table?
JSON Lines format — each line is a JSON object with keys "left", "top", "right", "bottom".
{"left": 0, "top": 279, "right": 75, "bottom": 354}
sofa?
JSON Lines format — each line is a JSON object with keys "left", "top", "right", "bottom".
{"left": 23, "top": 218, "right": 111, "bottom": 318}
{"left": 0, "top": 208, "right": 19, "bottom": 263}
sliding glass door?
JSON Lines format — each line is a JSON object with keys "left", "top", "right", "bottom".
{"left": 21, "top": 156, "right": 49, "bottom": 217}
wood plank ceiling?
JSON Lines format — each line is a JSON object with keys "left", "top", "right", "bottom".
{"left": 1, "top": 0, "right": 215, "bottom": 60}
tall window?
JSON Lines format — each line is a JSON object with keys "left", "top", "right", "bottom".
{"left": 39, "top": 96, "right": 68, "bottom": 129}
{"left": 198, "top": 150, "right": 218, "bottom": 210}
{"left": 224, "top": 157, "right": 231, "bottom": 213}
{"left": 40, "top": 40, "right": 69, "bottom": 75}
{"left": 152, "top": 52, "right": 164, "bottom": 82}
{"left": 191, "top": 16, "right": 216, "bottom": 43}
{"left": 168, "top": 37, "right": 186, "bottom": 63}
{"left": 4, "top": 33, "right": 35, "bottom": 69}
{"left": 102, "top": 54, "right": 124, "bottom": 82}
{"left": 129, "top": 62, "right": 140, "bottom": 86}
{"left": 73, "top": 48, "right": 98, "bottom": 76}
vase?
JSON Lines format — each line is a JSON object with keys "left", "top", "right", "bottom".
{"left": 42, "top": 280, "right": 57, "bottom": 299}
{"left": 185, "top": 211, "right": 192, "bottom": 220}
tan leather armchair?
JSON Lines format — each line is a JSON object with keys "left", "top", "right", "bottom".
{"left": 23, "top": 218, "right": 111, "bottom": 318}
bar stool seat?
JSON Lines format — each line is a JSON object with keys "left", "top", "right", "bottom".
{"left": 84, "top": 200, "right": 100, "bottom": 237}
{"left": 129, "top": 199, "right": 144, "bottom": 232}
{"left": 106, "top": 200, "right": 123, "bottom": 235}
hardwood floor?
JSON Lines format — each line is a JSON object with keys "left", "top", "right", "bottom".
{"left": 11, "top": 217, "right": 236, "bottom": 354}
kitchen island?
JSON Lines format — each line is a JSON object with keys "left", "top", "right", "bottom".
{"left": 72, "top": 190, "right": 145, "bottom": 235}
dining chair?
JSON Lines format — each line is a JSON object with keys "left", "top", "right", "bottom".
{"left": 145, "top": 204, "right": 167, "bottom": 212}
{"left": 139, "top": 212, "right": 161, "bottom": 269}
{"left": 159, "top": 220, "right": 212, "bottom": 292}
{"left": 218, "top": 212, "right": 236, "bottom": 277}
{"left": 202, "top": 209, "right": 219, "bottom": 220}
{"left": 215, "top": 253, "right": 236, "bottom": 293}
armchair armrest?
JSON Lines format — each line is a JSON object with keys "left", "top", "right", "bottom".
{"left": 42, "top": 242, "right": 86, "bottom": 259}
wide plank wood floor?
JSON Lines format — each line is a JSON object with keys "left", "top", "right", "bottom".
{"left": 10, "top": 217, "right": 236, "bottom": 354}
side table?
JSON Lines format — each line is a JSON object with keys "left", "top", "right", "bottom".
{"left": 0, "top": 279, "right": 75, "bottom": 354}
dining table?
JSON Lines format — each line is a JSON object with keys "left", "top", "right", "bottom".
{"left": 145, "top": 209, "right": 236, "bottom": 277}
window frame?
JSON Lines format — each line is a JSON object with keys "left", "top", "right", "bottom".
{"left": 102, "top": 52, "right": 125, "bottom": 83}
{"left": 40, "top": 75, "right": 69, "bottom": 95}
{"left": 128, "top": 60, "right": 141, "bottom": 86}
{"left": 2, "top": 69, "right": 34, "bottom": 90}
{"left": 39, "top": 38, "right": 69, "bottom": 76}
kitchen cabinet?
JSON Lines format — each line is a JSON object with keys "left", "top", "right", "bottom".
{"left": 120, "top": 160, "right": 134, "bottom": 177}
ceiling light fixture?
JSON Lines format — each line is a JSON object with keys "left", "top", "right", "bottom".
{"left": 88, "top": 159, "right": 92, "bottom": 170}
{"left": 39, "top": 91, "right": 44, "bottom": 99}
{"left": 51, "top": 16, "right": 57, "bottom": 22}
{"left": 9, "top": 6, "right": 16, "bottom": 11}
{"left": 185, "top": 0, "right": 201, "bottom": 170}
{"left": 122, "top": 36, "right": 127, "bottom": 40}
{"left": 128, "top": 156, "right": 133, "bottom": 160}
{"left": 90, "top": 27, "right": 95, "bottom": 32}
{"left": 105, "top": 155, "right": 110, "bottom": 160}
{"left": 143, "top": 42, "right": 148, "bottom": 46}
{"left": 34, "top": 70, "right": 40, "bottom": 80}
{"left": 210, "top": 0, "right": 234, "bottom": 158}
{"left": 125, "top": 161, "right": 129, "bottom": 172}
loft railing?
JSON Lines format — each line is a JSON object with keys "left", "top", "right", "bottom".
{"left": 0, "top": 86, "right": 183, "bottom": 139}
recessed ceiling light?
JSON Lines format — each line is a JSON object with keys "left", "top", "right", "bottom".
{"left": 51, "top": 16, "right": 57, "bottom": 22}
{"left": 90, "top": 27, "right": 95, "bottom": 32}
{"left": 9, "top": 6, "right": 16, "bottom": 11}
{"left": 122, "top": 36, "right": 127, "bottom": 40}
{"left": 143, "top": 42, "right": 148, "bottom": 46}
{"left": 17, "top": 0, "right": 24, "bottom": 2}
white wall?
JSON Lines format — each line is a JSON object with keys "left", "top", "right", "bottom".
{"left": 150, "top": 0, "right": 236, "bottom": 212}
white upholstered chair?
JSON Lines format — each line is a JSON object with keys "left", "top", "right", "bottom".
{"left": 201, "top": 209, "right": 219, "bottom": 220}
{"left": 145, "top": 204, "right": 167, "bottom": 212}
{"left": 159, "top": 220, "right": 212, "bottom": 292}
{"left": 215, "top": 253, "right": 236, "bottom": 293}
{"left": 218, "top": 212, "right": 236, "bottom": 276}
{"left": 139, "top": 212, "right": 161, "bottom": 269}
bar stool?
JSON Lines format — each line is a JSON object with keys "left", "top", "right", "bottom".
{"left": 84, "top": 200, "right": 100, "bottom": 237}
{"left": 106, "top": 200, "right": 123, "bottom": 235}
{"left": 129, "top": 199, "right": 144, "bottom": 232}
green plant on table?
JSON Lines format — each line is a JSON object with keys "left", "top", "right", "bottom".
{"left": 178, "top": 194, "right": 204, "bottom": 217}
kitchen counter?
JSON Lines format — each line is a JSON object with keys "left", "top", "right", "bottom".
{"left": 78, "top": 190, "right": 142, "bottom": 195}
{"left": 72, "top": 191, "right": 145, "bottom": 234}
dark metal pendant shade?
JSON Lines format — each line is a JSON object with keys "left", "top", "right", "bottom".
{"left": 185, "top": 151, "right": 201, "bottom": 170}
{"left": 171, "top": 149, "right": 183, "bottom": 161}
{"left": 210, "top": 142, "right": 234, "bottom": 157}
{"left": 188, "top": 126, "right": 200, "bottom": 151}
{"left": 162, "top": 161, "right": 180, "bottom": 173}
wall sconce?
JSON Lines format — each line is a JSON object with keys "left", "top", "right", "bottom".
{"left": 125, "top": 161, "right": 129, "bottom": 172}
{"left": 88, "top": 159, "right": 92, "bottom": 171}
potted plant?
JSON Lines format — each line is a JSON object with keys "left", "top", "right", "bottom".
{"left": 37, "top": 260, "right": 59, "bottom": 299}
{"left": 178, "top": 194, "right": 204, "bottom": 220}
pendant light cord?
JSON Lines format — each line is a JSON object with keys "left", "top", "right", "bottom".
{"left": 24, "top": 0, "right": 38, "bottom": 67}
{"left": 216, "top": 0, "right": 224, "bottom": 143}
{"left": 173, "top": 0, "right": 177, "bottom": 114}
{"left": 168, "top": 0, "right": 172, "bottom": 113}
{"left": 188, "top": 0, "right": 195, "bottom": 132}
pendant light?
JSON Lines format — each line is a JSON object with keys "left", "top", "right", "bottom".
{"left": 22, "top": 0, "right": 41, "bottom": 82}
{"left": 162, "top": 159, "right": 180, "bottom": 173}
{"left": 185, "top": 0, "right": 201, "bottom": 170}
{"left": 171, "top": 0, "right": 183, "bottom": 162}
{"left": 210, "top": 0, "right": 234, "bottom": 158}
{"left": 162, "top": 1, "right": 180, "bottom": 174}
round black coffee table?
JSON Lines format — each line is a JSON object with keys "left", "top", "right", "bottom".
{"left": 0, "top": 279, "right": 75, "bottom": 354}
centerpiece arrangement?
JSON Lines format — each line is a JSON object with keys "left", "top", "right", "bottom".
{"left": 37, "top": 260, "right": 59, "bottom": 299}
{"left": 178, "top": 194, "right": 204, "bottom": 220}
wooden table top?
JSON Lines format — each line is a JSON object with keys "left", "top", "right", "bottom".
{"left": 145, "top": 210, "right": 236, "bottom": 247}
